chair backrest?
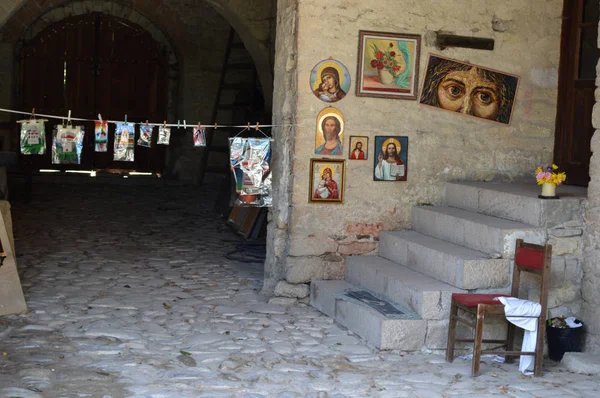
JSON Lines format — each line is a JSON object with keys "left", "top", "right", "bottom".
{"left": 510, "top": 239, "right": 552, "bottom": 320}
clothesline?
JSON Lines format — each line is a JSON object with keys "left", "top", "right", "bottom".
{"left": 0, "top": 107, "right": 291, "bottom": 130}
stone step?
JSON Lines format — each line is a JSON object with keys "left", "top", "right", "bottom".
{"left": 444, "top": 181, "right": 584, "bottom": 228}
{"left": 379, "top": 230, "right": 510, "bottom": 289}
{"left": 310, "top": 280, "right": 426, "bottom": 350}
{"left": 345, "top": 256, "right": 465, "bottom": 320}
{"left": 412, "top": 206, "right": 546, "bottom": 258}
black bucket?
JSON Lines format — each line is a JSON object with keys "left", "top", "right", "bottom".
{"left": 546, "top": 320, "right": 584, "bottom": 361}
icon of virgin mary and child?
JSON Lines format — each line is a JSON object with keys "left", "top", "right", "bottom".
{"left": 313, "top": 67, "right": 347, "bottom": 103}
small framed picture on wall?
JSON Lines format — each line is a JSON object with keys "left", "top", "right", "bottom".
{"left": 348, "top": 136, "right": 368, "bottom": 160}
{"left": 309, "top": 158, "right": 345, "bottom": 203}
{"left": 373, "top": 136, "right": 408, "bottom": 181}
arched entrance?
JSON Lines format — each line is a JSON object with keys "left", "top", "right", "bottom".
{"left": 18, "top": 13, "right": 170, "bottom": 173}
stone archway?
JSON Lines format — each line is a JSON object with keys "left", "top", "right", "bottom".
{"left": 0, "top": 0, "right": 274, "bottom": 111}
{"left": 9, "top": 1, "right": 180, "bottom": 124}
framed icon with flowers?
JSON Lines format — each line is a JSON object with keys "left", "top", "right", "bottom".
{"left": 309, "top": 158, "right": 345, "bottom": 204}
{"left": 356, "top": 30, "right": 421, "bottom": 100}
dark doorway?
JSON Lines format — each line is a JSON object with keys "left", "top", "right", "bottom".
{"left": 19, "top": 13, "right": 168, "bottom": 173}
{"left": 554, "top": 0, "right": 600, "bottom": 186}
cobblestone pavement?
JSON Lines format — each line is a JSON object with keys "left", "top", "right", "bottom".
{"left": 0, "top": 180, "right": 599, "bottom": 397}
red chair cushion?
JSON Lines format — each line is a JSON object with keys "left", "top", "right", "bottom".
{"left": 452, "top": 293, "right": 511, "bottom": 307}
{"left": 515, "top": 247, "right": 544, "bottom": 270}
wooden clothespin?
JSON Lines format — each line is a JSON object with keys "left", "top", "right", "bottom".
{"left": 31, "top": 108, "right": 35, "bottom": 119}
{"left": 145, "top": 120, "right": 149, "bottom": 127}
{"left": 183, "top": 120, "right": 187, "bottom": 129}
{"left": 163, "top": 120, "right": 167, "bottom": 129}
{"left": 98, "top": 114, "right": 103, "bottom": 124}
{"left": 247, "top": 122, "right": 251, "bottom": 130}
{"left": 214, "top": 122, "right": 218, "bottom": 130}
{"left": 255, "top": 122, "right": 260, "bottom": 130}
{"left": 198, "top": 122, "right": 202, "bottom": 130}
{"left": 124, "top": 114, "right": 128, "bottom": 123}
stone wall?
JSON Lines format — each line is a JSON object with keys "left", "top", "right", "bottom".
{"left": 274, "top": 0, "right": 563, "bottom": 286}
{"left": 581, "top": 14, "right": 600, "bottom": 353}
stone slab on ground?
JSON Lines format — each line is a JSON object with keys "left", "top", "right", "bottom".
{"left": 562, "top": 352, "right": 600, "bottom": 374}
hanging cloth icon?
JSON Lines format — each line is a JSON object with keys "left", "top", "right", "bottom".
{"left": 193, "top": 126, "right": 206, "bottom": 146}
{"left": 137, "top": 124, "right": 154, "bottom": 148}
{"left": 157, "top": 126, "right": 171, "bottom": 145}
{"left": 52, "top": 125, "right": 84, "bottom": 164}
{"left": 114, "top": 122, "right": 135, "bottom": 162}
{"left": 95, "top": 120, "right": 108, "bottom": 152}
{"left": 229, "top": 137, "right": 272, "bottom": 207}
{"left": 20, "top": 119, "right": 46, "bottom": 155}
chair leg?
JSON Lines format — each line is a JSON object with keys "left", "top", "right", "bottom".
{"left": 505, "top": 323, "right": 516, "bottom": 364}
{"left": 534, "top": 319, "right": 545, "bottom": 377}
{"left": 446, "top": 299, "right": 458, "bottom": 362}
{"left": 472, "top": 308, "right": 485, "bottom": 377}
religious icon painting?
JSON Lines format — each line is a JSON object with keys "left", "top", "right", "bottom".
{"left": 20, "top": 119, "right": 46, "bottom": 155}
{"left": 193, "top": 126, "right": 206, "bottom": 146}
{"left": 310, "top": 58, "right": 352, "bottom": 103}
{"left": 137, "top": 124, "right": 154, "bottom": 148}
{"left": 419, "top": 54, "right": 519, "bottom": 125}
{"left": 315, "top": 107, "right": 344, "bottom": 156}
{"left": 114, "top": 122, "right": 135, "bottom": 162}
{"left": 94, "top": 120, "right": 108, "bottom": 152}
{"left": 356, "top": 30, "right": 421, "bottom": 100}
{"left": 52, "top": 125, "right": 84, "bottom": 164}
{"left": 348, "top": 136, "right": 368, "bottom": 160}
{"left": 157, "top": 126, "right": 171, "bottom": 145}
{"left": 373, "top": 136, "right": 408, "bottom": 181}
{"left": 309, "top": 158, "right": 345, "bottom": 204}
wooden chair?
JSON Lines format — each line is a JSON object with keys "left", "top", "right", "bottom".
{"left": 446, "top": 239, "right": 552, "bottom": 376}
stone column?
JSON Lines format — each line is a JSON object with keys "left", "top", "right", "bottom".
{"left": 263, "top": 0, "right": 298, "bottom": 293}
{"left": 581, "top": 11, "right": 600, "bottom": 353}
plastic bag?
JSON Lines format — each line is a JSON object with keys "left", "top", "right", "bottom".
{"left": 138, "top": 124, "right": 154, "bottom": 148}
{"left": 95, "top": 120, "right": 108, "bottom": 152}
{"left": 229, "top": 137, "right": 272, "bottom": 207}
{"left": 157, "top": 126, "right": 171, "bottom": 145}
{"left": 193, "top": 126, "right": 206, "bottom": 147}
{"left": 52, "top": 125, "right": 84, "bottom": 164}
{"left": 114, "top": 122, "right": 135, "bottom": 162}
{"left": 20, "top": 119, "right": 46, "bottom": 155}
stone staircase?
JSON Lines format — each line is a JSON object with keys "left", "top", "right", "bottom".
{"left": 310, "top": 181, "right": 583, "bottom": 351}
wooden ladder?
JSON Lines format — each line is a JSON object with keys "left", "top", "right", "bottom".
{"left": 198, "top": 28, "right": 259, "bottom": 184}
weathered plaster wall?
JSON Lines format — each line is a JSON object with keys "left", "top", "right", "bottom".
{"left": 581, "top": 16, "right": 600, "bottom": 353}
{"left": 282, "top": 0, "right": 562, "bottom": 284}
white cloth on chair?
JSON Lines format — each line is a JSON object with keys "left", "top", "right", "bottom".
{"left": 496, "top": 297, "right": 541, "bottom": 375}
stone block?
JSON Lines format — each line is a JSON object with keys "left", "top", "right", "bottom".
{"left": 529, "top": 281, "right": 580, "bottom": 308}
{"left": 565, "top": 258, "right": 582, "bottom": 282}
{"left": 562, "top": 353, "right": 600, "bottom": 375}
{"left": 337, "top": 241, "right": 377, "bottom": 255}
{"left": 322, "top": 254, "right": 345, "bottom": 280}
{"left": 285, "top": 256, "right": 322, "bottom": 283}
{"left": 345, "top": 222, "right": 384, "bottom": 237}
{"left": 268, "top": 297, "right": 297, "bottom": 306}
{"left": 550, "top": 256, "right": 566, "bottom": 287}
{"left": 274, "top": 281, "right": 309, "bottom": 298}
{"left": 379, "top": 230, "right": 510, "bottom": 289}
{"left": 288, "top": 235, "right": 337, "bottom": 257}
{"left": 550, "top": 228, "right": 583, "bottom": 237}
{"left": 345, "top": 256, "right": 464, "bottom": 319}
{"left": 549, "top": 236, "right": 581, "bottom": 256}
{"left": 412, "top": 206, "right": 546, "bottom": 258}
{"left": 335, "top": 297, "right": 426, "bottom": 350}
{"left": 310, "top": 280, "right": 354, "bottom": 318}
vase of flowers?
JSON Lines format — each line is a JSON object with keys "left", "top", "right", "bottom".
{"left": 535, "top": 164, "right": 566, "bottom": 199}
{"left": 370, "top": 42, "right": 402, "bottom": 85}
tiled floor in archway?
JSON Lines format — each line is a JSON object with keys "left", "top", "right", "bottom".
{"left": 0, "top": 180, "right": 598, "bottom": 397}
